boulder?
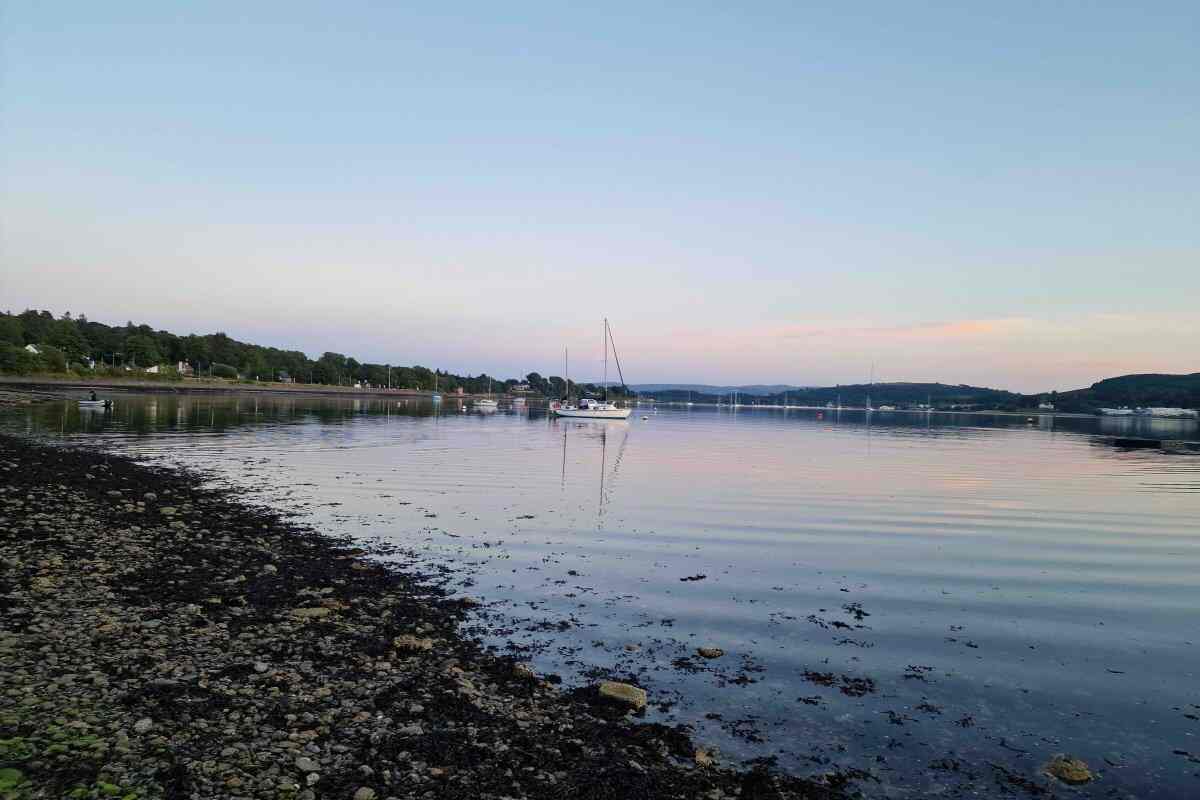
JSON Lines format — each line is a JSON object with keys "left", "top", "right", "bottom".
{"left": 696, "top": 647, "right": 725, "bottom": 659}
{"left": 597, "top": 681, "right": 647, "bottom": 711}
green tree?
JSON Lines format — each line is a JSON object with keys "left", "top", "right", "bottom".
{"left": 0, "top": 316, "right": 24, "bottom": 346}
{"left": 47, "top": 319, "right": 91, "bottom": 363}
{"left": 36, "top": 344, "right": 67, "bottom": 372}
{"left": 123, "top": 334, "right": 162, "bottom": 367}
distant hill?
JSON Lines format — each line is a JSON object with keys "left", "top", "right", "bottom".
{"left": 630, "top": 384, "right": 811, "bottom": 396}
{"left": 639, "top": 381, "right": 1025, "bottom": 408}
{"left": 1054, "top": 373, "right": 1200, "bottom": 412}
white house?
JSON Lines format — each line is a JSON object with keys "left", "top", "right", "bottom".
{"left": 145, "top": 365, "right": 160, "bottom": 374}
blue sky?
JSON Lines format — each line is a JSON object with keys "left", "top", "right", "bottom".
{"left": 3, "top": 2, "right": 1197, "bottom": 391}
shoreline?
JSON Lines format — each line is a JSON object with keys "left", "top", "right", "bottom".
{"left": 0, "top": 433, "right": 847, "bottom": 800}
{"left": 0, "top": 376, "right": 490, "bottom": 402}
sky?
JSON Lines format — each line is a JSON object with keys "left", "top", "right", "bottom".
{"left": 2, "top": 2, "right": 1197, "bottom": 392}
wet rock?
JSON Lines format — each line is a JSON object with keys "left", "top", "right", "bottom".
{"left": 295, "top": 756, "right": 319, "bottom": 772}
{"left": 132, "top": 718, "right": 154, "bottom": 734}
{"left": 392, "top": 635, "right": 434, "bottom": 652}
{"left": 159, "top": 506, "right": 177, "bottom": 516}
{"left": 1044, "top": 754, "right": 1093, "bottom": 785}
{"left": 695, "top": 748, "right": 716, "bottom": 767}
{"left": 291, "top": 607, "right": 332, "bottom": 620}
{"left": 353, "top": 787, "right": 377, "bottom": 800}
{"left": 597, "top": 681, "right": 647, "bottom": 711}
{"left": 697, "top": 647, "right": 725, "bottom": 659}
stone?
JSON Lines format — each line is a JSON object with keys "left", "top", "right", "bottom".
{"left": 392, "top": 635, "right": 434, "bottom": 652}
{"left": 254, "top": 661, "right": 269, "bottom": 673}
{"left": 696, "top": 647, "right": 725, "bottom": 659}
{"left": 159, "top": 507, "right": 177, "bottom": 516}
{"left": 597, "top": 681, "right": 647, "bottom": 711}
{"left": 694, "top": 748, "right": 715, "bottom": 767}
{"left": 143, "top": 492, "right": 157, "bottom": 501}
{"left": 353, "top": 788, "right": 377, "bottom": 800}
{"left": 512, "top": 663, "right": 536, "bottom": 681}
{"left": 1044, "top": 754, "right": 1093, "bottom": 785}
{"left": 291, "top": 607, "right": 332, "bottom": 620}
{"left": 295, "top": 756, "right": 319, "bottom": 772}
{"left": 133, "top": 718, "right": 154, "bottom": 734}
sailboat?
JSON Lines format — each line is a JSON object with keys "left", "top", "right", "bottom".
{"left": 475, "top": 377, "right": 499, "bottom": 410}
{"left": 552, "top": 319, "right": 632, "bottom": 419}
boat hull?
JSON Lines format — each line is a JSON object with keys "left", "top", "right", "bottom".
{"left": 553, "top": 407, "right": 631, "bottom": 419}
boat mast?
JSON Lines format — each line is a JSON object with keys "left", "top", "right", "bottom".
{"left": 604, "top": 318, "right": 609, "bottom": 403}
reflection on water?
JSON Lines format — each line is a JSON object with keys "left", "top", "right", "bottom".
{"left": 5, "top": 395, "right": 1200, "bottom": 797}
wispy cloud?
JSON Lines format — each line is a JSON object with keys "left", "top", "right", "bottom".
{"left": 770, "top": 317, "right": 1035, "bottom": 342}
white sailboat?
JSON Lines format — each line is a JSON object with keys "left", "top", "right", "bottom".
{"left": 475, "top": 377, "right": 499, "bottom": 409}
{"left": 552, "top": 319, "right": 632, "bottom": 420}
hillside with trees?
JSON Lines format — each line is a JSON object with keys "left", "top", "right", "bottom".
{"left": 0, "top": 309, "right": 634, "bottom": 398}
{"left": 1, "top": 309, "right": 1194, "bottom": 410}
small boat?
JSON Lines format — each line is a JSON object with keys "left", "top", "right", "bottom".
{"left": 78, "top": 398, "right": 112, "bottom": 409}
{"left": 551, "top": 319, "right": 632, "bottom": 420}
{"left": 475, "top": 377, "right": 499, "bottom": 409}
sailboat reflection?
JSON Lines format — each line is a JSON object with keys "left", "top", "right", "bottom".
{"left": 555, "top": 418, "right": 631, "bottom": 523}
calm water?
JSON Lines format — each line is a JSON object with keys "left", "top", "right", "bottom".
{"left": 6, "top": 395, "right": 1200, "bottom": 797}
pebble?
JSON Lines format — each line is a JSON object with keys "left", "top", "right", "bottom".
{"left": 392, "top": 635, "right": 434, "bottom": 652}
{"left": 697, "top": 647, "right": 725, "bottom": 659}
{"left": 133, "top": 718, "right": 154, "bottom": 734}
{"left": 295, "top": 756, "right": 319, "bottom": 772}
{"left": 1045, "top": 754, "right": 1093, "bottom": 785}
{"left": 353, "top": 788, "right": 377, "bottom": 800}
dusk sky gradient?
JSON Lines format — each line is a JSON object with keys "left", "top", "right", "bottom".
{"left": 3, "top": 2, "right": 1197, "bottom": 391}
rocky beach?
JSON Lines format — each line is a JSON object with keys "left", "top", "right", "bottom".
{"left": 0, "top": 434, "right": 848, "bottom": 800}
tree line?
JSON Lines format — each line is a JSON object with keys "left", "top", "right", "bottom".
{"left": 0, "top": 309, "right": 631, "bottom": 398}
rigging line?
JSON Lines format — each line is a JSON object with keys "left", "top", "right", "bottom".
{"left": 607, "top": 320, "right": 628, "bottom": 388}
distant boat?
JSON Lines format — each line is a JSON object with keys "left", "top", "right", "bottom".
{"left": 1098, "top": 407, "right": 1134, "bottom": 416}
{"left": 475, "top": 377, "right": 498, "bottom": 409}
{"left": 78, "top": 399, "right": 112, "bottom": 409}
{"left": 552, "top": 319, "right": 632, "bottom": 420}
{"left": 1137, "top": 407, "right": 1198, "bottom": 419}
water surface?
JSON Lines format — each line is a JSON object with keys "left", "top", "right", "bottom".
{"left": 6, "top": 395, "right": 1199, "bottom": 797}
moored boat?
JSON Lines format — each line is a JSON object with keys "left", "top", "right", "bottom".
{"left": 551, "top": 319, "right": 632, "bottom": 420}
